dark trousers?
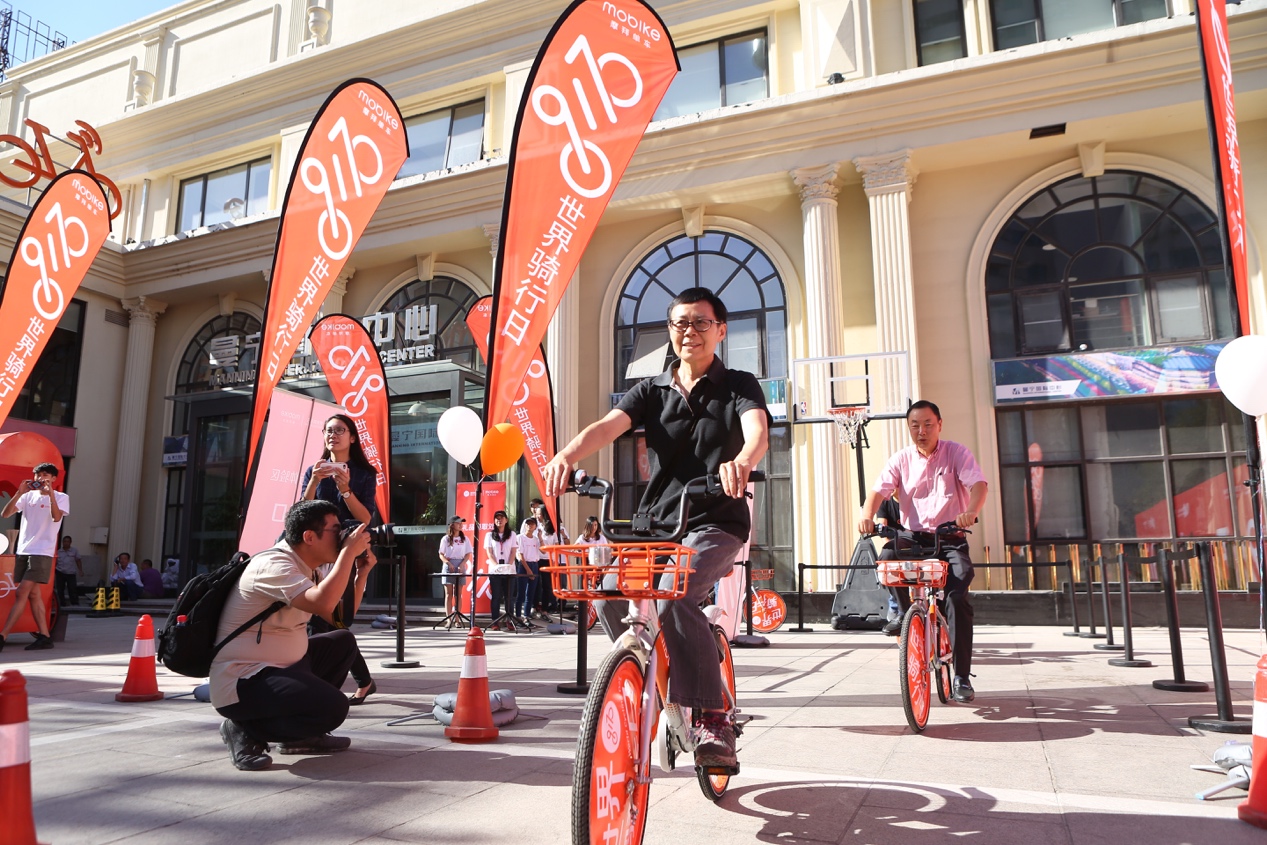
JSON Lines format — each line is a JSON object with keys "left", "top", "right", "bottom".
{"left": 216, "top": 630, "right": 356, "bottom": 743}
{"left": 537, "top": 567, "right": 558, "bottom": 613}
{"left": 489, "top": 574, "right": 513, "bottom": 619}
{"left": 308, "top": 617, "right": 372, "bottom": 688}
{"left": 54, "top": 571, "right": 77, "bottom": 606}
{"left": 881, "top": 539, "right": 975, "bottom": 676}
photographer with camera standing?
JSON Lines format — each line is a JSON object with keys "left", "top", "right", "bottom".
{"left": 0, "top": 462, "right": 68, "bottom": 651}
{"left": 299, "top": 413, "right": 380, "bottom": 705}
{"left": 213, "top": 499, "right": 373, "bottom": 771}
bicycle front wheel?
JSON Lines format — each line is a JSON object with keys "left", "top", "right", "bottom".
{"left": 572, "top": 647, "right": 650, "bottom": 845}
{"left": 898, "top": 605, "right": 931, "bottom": 732}
{"left": 697, "top": 626, "right": 737, "bottom": 801}
{"left": 934, "top": 611, "right": 953, "bottom": 705}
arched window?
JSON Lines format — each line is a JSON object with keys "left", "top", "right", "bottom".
{"left": 986, "top": 171, "right": 1235, "bottom": 358}
{"left": 985, "top": 172, "right": 1251, "bottom": 561}
{"left": 377, "top": 276, "right": 482, "bottom": 372}
{"left": 613, "top": 230, "right": 795, "bottom": 584}
{"left": 172, "top": 312, "right": 262, "bottom": 435}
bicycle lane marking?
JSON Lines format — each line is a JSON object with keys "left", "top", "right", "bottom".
{"left": 731, "top": 765, "right": 1242, "bottom": 820}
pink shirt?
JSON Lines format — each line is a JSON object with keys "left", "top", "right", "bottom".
{"left": 873, "top": 439, "right": 987, "bottom": 531}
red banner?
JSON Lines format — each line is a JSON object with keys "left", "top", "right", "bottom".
{"left": 309, "top": 314, "right": 392, "bottom": 522}
{"left": 483, "top": 0, "right": 677, "bottom": 428}
{"left": 466, "top": 296, "right": 558, "bottom": 527}
{"left": 244, "top": 79, "right": 408, "bottom": 498}
{"left": 1196, "top": 0, "right": 1251, "bottom": 334}
{"left": 457, "top": 481, "right": 506, "bottom": 616}
{"left": 0, "top": 170, "right": 110, "bottom": 428}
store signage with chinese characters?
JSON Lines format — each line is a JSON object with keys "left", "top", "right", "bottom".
{"left": 201, "top": 303, "right": 439, "bottom": 388}
{"left": 992, "top": 343, "right": 1227, "bottom": 404}
{"left": 0, "top": 119, "right": 122, "bottom": 219}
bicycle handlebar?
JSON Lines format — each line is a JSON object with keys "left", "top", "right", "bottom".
{"left": 863, "top": 520, "right": 972, "bottom": 557}
{"left": 565, "top": 469, "right": 766, "bottom": 543}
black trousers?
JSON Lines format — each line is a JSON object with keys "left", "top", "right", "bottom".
{"left": 54, "top": 571, "right": 77, "bottom": 606}
{"left": 881, "top": 539, "right": 975, "bottom": 676}
{"left": 308, "top": 616, "right": 372, "bottom": 688}
{"left": 216, "top": 630, "right": 355, "bottom": 743}
{"left": 489, "top": 574, "right": 513, "bottom": 618}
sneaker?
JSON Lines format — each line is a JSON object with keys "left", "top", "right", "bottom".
{"left": 952, "top": 676, "right": 975, "bottom": 704}
{"left": 882, "top": 619, "right": 902, "bottom": 636}
{"left": 277, "top": 733, "right": 352, "bottom": 755}
{"left": 220, "top": 720, "right": 272, "bottom": 771}
{"left": 692, "top": 711, "right": 737, "bottom": 769}
{"left": 24, "top": 635, "right": 53, "bottom": 650}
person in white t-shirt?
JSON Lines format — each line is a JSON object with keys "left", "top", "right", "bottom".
{"left": 438, "top": 515, "right": 473, "bottom": 618}
{"left": 483, "top": 510, "right": 518, "bottom": 631}
{"left": 515, "top": 517, "right": 542, "bottom": 624}
{"left": 0, "top": 462, "right": 69, "bottom": 652}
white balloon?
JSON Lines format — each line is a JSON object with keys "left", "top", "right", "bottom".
{"left": 1215, "top": 335, "right": 1267, "bottom": 417}
{"left": 437, "top": 406, "right": 484, "bottom": 465}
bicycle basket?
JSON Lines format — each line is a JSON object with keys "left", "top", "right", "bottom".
{"left": 541, "top": 543, "right": 693, "bottom": 600}
{"left": 877, "top": 558, "right": 948, "bottom": 588}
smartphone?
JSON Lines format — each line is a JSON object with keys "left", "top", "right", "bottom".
{"left": 328, "top": 462, "right": 349, "bottom": 474}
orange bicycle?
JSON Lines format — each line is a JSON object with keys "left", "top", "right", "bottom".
{"left": 871, "top": 522, "right": 966, "bottom": 732}
{"left": 543, "top": 473, "right": 753, "bottom": 845}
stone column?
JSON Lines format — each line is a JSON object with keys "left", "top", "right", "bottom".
{"left": 792, "top": 163, "right": 848, "bottom": 587}
{"left": 108, "top": 296, "right": 167, "bottom": 565}
{"left": 854, "top": 150, "right": 920, "bottom": 455}
{"left": 323, "top": 266, "right": 353, "bottom": 315}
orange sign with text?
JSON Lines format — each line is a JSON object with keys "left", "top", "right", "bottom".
{"left": 244, "top": 79, "right": 408, "bottom": 501}
{"left": 466, "top": 296, "right": 558, "bottom": 528}
{"left": 483, "top": 0, "right": 678, "bottom": 429}
{"left": 457, "top": 481, "right": 506, "bottom": 617}
{"left": 0, "top": 171, "right": 110, "bottom": 429}
{"left": 309, "top": 314, "right": 392, "bottom": 522}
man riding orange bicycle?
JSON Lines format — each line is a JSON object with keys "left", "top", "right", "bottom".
{"left": 543, "top": 286, "right": 769, "bottom": 769}
{"left": 857, "top": 400, "right": 988, "bottom": 704}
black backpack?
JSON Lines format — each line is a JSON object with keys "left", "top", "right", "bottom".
{"left": 157, "top": 552, "right": 284, "bottom": 678}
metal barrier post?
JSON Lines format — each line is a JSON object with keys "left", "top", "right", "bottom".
{"left": 1063, "top": 559, "right": 1082, "bottom": 636}
{"left": 790, "top": 562, "right": 813, "bottom": 632}
{"left": 1092, "top": 551, "right": 1123, "bottom": 652}
{"left": 1109, "top": 548, "right": 1151, "bottom": 668}
{"left": 1153, "top": 547, "right": 1209, "bottom": 692}
{"left": 557, "top": 599, "right": 590, "bottom": 695}
{"left": 1079, "top": 553, "right": 1104, "bottom": 639}
{"left": 1187, "top": 542, "right": 1251, "bottom": 732}
{"left": 381, "top": 555, "right": 421, "bottom": 669}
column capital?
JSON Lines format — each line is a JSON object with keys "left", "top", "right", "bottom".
{"left": 791, "top": 163, "right": 840, "bottom": 203}
{"left": 335, "top": 264, "right": 356, "bottom": 286}
{"left": 853, "top": 150, "right": 918, "bottom": 197}
{"left": 482, "top": 222, "right": 501, "bottom": 256}
{"left": 120, "top": 295, "right": 167, "bottom": 325}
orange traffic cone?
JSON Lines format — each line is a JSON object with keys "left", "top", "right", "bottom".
{"left": 116, "top": 615, "right": 163, "bottom": 702}
{"left": 444, "top": 627, "right": 499, "bottom": 743}
{"left": 0, "top": 670, "right": 43, "bottom": 845}
{"left": 1238, "top": 654, "right": 1267, "bottom": 828}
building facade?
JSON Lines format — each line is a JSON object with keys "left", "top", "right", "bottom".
{"left": 1, "top": 0, "right": 1263, "bottom": 595}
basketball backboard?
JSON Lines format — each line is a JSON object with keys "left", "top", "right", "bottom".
{"left": 789, "top": 351, "right": 911, "bottom": 423}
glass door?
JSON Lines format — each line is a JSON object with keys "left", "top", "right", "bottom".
{"left": 183, "top": 403, "right": 249, "bottom": 577}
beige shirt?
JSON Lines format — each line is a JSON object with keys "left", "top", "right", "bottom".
{"left": 209, "top": 542, "right": 316, "bottom": 708}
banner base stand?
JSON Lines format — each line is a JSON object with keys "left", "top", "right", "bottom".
{"left": 381, "top": 660, "right": 421, "bottom": 669}
{"left": 557, "top": 682, "right": 589, "bottom": 695}
{"left": 1188, "top": 714, "right": 1252, "bottom": 733}
{"left": 732, "top": 634, "right": 769, "bottom": 648}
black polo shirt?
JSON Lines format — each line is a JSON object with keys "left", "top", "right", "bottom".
{"left": 616, "top": 356, "right": 771, "bottom": 540}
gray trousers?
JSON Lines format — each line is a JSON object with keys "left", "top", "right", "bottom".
{"left": 596, "top": 526, "right": 742, "bottom": 710}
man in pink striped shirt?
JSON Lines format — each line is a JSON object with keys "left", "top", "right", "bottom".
{"left": 857, "top": 401, "right": 988, "bottom": 703}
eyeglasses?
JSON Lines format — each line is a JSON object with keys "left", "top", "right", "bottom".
{"left": 311, "top": 523, "right": 341, "bottom": 538}
{"left": 667, "top": 318, "right": 722, "bottom": 334}
{"left": 324, "top": 427, "right": 349, "bottom": 436}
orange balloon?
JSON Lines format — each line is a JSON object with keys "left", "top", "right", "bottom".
{"left": 480, "top": 423, "right": 525, "bottom": 476}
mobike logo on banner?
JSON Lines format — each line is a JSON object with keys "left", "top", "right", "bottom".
{"left": 0, "top": 119, "right": 122, "bottom": 219}
{"left": 511, "top": 359, "right": 550, "bottom": 471}
{"left": 601, "top": 1, "right": 662, "bottom": 42}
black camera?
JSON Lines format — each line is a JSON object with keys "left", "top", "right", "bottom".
{"left": 25, "top": 480, "right": 41, "bottom": 490}
{"left": 338, "top": 523, "right": 396, "bottom": 549}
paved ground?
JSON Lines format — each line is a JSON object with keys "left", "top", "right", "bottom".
{"left": 4, "top": 615, "right": 1266, "bottom": 844}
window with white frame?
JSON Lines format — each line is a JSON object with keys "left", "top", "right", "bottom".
{"left": 914, "top": 0, "right": 968, "bottom": 66}
{"left": 176, "top": 158, "right": 272, "bottom": 232}
{"left": 396, "top": 101, "right": 485, "bottom": 180}
{"left": 989, "top": 0, "right": 1169, "bottom": 50}
{"left": 653, "top": 30, "right": 768, "bottom": 120}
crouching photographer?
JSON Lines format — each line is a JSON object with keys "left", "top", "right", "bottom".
{"left": 212, "top": 499, "right": 375, "bottom": 771}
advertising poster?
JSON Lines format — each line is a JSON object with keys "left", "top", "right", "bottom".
{"left": 456, "top": 481, "right": 506, "bottom": 617}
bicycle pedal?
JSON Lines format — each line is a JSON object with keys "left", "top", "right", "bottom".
{"left": 699, "top": 763, "right": 740, "bottom": 777}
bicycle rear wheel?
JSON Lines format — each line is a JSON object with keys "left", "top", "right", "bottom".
{"left": 572, "top": 648, "right": 650, "bottom": 845}
{"left": 697, "top": 626, "right": 737, "bottom": 801}
{"left": 934, "top": 611, "right": 952, "bottom": 704}
{"left": 898, "top": 605, "right": 931, "bottom": 732}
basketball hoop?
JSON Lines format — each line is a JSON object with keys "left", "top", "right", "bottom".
{"left": 826, "top": 407, "right": 868, "bottom": 447}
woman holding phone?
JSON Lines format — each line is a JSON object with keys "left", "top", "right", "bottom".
{"left": 300, "top": 413, "right": 377, "bottom": 526}
{"left": 299, "top": 412, "right": 379, "bottom": 704}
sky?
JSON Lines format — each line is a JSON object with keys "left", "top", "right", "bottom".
{"left": 34, "top": 0, "right": 177, "bottom": 45}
